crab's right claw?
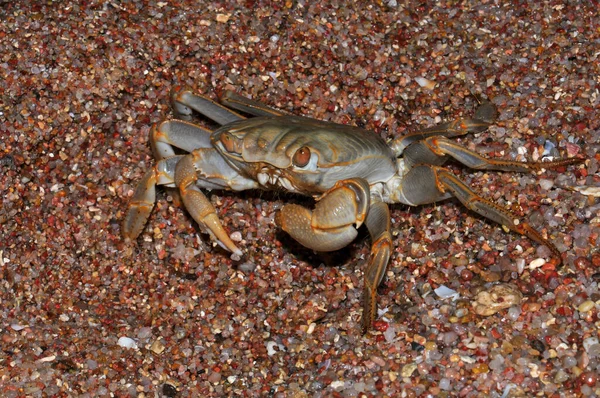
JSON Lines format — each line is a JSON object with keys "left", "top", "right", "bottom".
{"left": 174, "top": 154, "right": 242, "bottom": 258}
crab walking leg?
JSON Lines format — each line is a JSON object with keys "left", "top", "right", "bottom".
{"left": 122, "top": 156, "right": 182, "bottom": 240}
{"left": 170, "top": 86, "right": 246, "bottom": 124}
{"left": 390, "top": 101, "right": 498, "bottom": 156}
{"left": 395, "top": 165, "right": 563, "bottom": 263}
{"left": 362, "top": 201, "right": 392, "bottom": 333}
{"left": 219, "top": 90, "right": 287, "bottom": 117}
{"left": 434, "top": 168, "right": 562, "bottom": 260}
{"left": 150, "top": 120, "right": 214, "bottom": 159}
{"left": 276, "top": 178, "right": 371, "bottom": 252}
{"left": 404, "top": 136, "right": 586, "bottom": 171}
{"left": 174, "top": 154, "right": 243, "bottom": 257}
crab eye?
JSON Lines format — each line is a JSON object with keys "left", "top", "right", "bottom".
{"left": 220, "top": 132, "right": 240, "bottom": 154}
{"left": 292, "top": 146, "right": 311, "bottom": 167}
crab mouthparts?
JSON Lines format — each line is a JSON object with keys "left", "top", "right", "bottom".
{"left": 257, "top": 169, "right": 295, "bottom": 192}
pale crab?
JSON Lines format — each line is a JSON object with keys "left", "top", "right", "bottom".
{"left": 122, "top": 87, "right": 583, "bottom": 332}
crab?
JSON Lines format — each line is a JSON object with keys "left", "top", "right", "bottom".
{"left": 122, "top": 87, "right": 584, "bottom": 332}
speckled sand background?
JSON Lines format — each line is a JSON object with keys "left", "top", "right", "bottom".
{"left": 1, "top": 1, "right": 599, "bottom": 397}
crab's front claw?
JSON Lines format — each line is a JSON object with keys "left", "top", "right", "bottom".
{"left": 275, "top": 178, "right": 370, "bottom": 252}
{"left": 174, "top": 154, "right": 242, "bottom": 258}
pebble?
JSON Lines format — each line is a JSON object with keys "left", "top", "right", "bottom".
{"left": 266, "top": 341, "right": 278, "bottom": 356}
{"left": 583, "top": 337, "right": 599, "bottom": 354}
{"left": 137, "top": 327, "right": 152, "bottom": 339}
{"left": 401, "top": 363, "right": 417, "bottom": 378}
{"left": 439, "top": 378, "right": 451, "bottom": 391}
{"left": 577, "top": 300, "right": 595, "bottom": 313}
{"left": 415, "top": 77, "right": 436, "bottom": 90}
{"left": 230, "top": 231, "right": 243, "bottom": 242}
{"left": 539, "top": 179, "right": 554, "bottom": 190}
{"left": 238, "top": 261, "right": 257, "bottom": 272}
{"left": 472, "top": 284, "right": 523, "bottom": 316}
{"left": 150, "top": 339, "right": 165, "bottom": 355}
{"left": 117, "top": 337, "right": 138, "bottom": 350}
{"left": 208, "top": 371, "right": 222, "bottom": 384}
{"left": 434, "top": 285, "right": 459, "bottom": 300}
{"left": 472, "top": 363, "right": 489, "bottom": 375}
{"left": 528, "top": 258, "right": 546, "bottom": 270}
{"left": 563, "top": 356, "right": 577, "bottom": 368}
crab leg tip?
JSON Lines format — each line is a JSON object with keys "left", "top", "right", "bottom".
{"left": 231, "top": 249, "right": 243, "bottom": 259}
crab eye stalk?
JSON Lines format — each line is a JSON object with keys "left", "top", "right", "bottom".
{"left": 292, "top": 146, "right": 311, "bottom": 167}
{"left": 220, "top": 132, "right": 241, "bottom": 154}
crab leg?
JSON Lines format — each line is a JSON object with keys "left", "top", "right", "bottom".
{"left": 170, "top": 86, "right": 246, "bottom": 124}
{"left": 403, "top": 135, "right": 585, "bottom": 171}
{"left": 362, "top": 201, "right": 392, "bottom": 333}
{"left": 391, "top": 101, "right": 498, "bottom": 156}
{"left": 434, "top": 167, "right": 561, "bottom": 259}
{"left": 150, "top": 120, "right": 214, "bottom": 159}
{"left": 394, "top": 165, "right": 563, "bottom": 263}
{"left": 219, "top": 90, "right": 287, "bottom": 117}
{"left": 122, "top": 156, "right": 182, "bottom": 240}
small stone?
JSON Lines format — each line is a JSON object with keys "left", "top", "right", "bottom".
{"left": 150, "top": 339, "right": 166, "bottom": 354}
{"left": 266, "top": 341, "right": 278, "bottom": 356}
{"left": 472, "top": 363, "right": 489, "bottom": 374}
{"left": 162, "top": 384, "right": 178, "bottom": 397}
{"left": 579, "top": 371, "right": 598, "bottom": 387}
{"left": 137, "top": 327, "right": 152, "bottom": 339}
{"left": 216, "top": 13, "right": 230, "bottom": 23}
{"left": 424, "top": 342, "right": 437, "bottom": 351}
{"left": 434, "top": 285, "right": 459, "bottom": 300}
{"left": 117, "top": 336, "right": 138, "bottom": 350}
{"left": 208, "top": 371, "right": 221, "bottom": 384}
{"left": 413, "top": 334, "right": 426, "bottom": 345}
{"left": 415, "top": 76, "right": 436, "bottom": 90}
{"left": 439, "top": 378, "right": 451, "bottom": 390}
{"left": 238, "top": 261, "right": 257, "bottom": 272}
{"left": 460, "top": 356, "right": 476, "bottom": 364}
{"left": 230, "top": 231, "right": 243, "bottom": 242}
{"left": 36, "top": 355, "right": 56, "bottom": 363}
{"left": 583, "top": 337, "right": 599, "bottom": 353}
{"left": 577, "top": 300, "right": 595, "bottom": 313}
{"left": 539, "top": 179, "right": 554, "bottom": 190}
{"left": 401, "top": 363, "right": 417, "bottom": 378}
{"left": 554, "top": 369, "right": 569, "bottom": 383}
{"left": 472, "top": 284, "right": 523, "bottom": 316}
{"left": 528, "top": 258, "right": 546, "bottom": 270}
{"left": 87, "top": 359, "right": 98, "bottom": 370}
